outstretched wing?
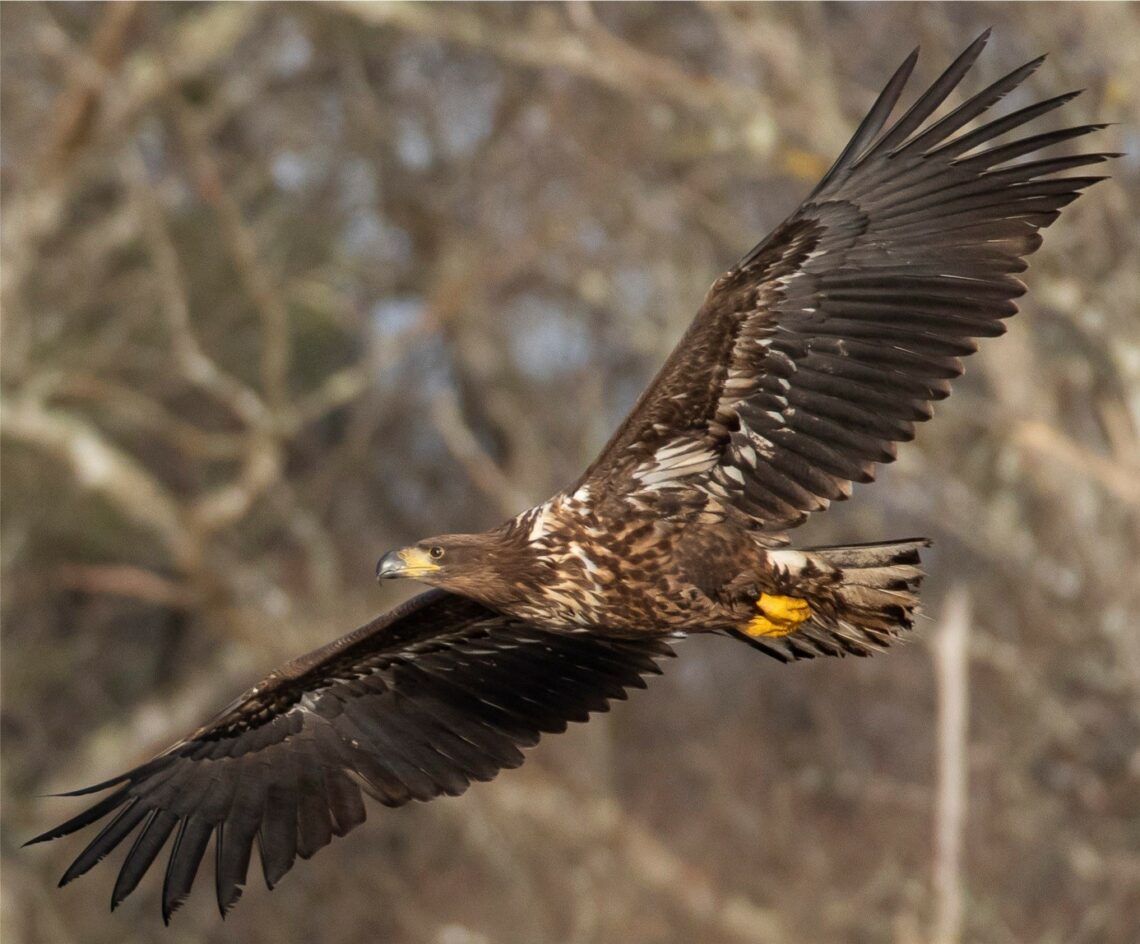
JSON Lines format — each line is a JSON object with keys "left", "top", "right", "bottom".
{"left": 579, "top": 31, "right": 1112, "bottom": 535}
{"left": 27, "top": 590, "right": 672, "bottom": 920}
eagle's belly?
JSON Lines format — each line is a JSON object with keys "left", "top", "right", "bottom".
{"left": 517, "top": 500, "right": 771, "bottom": 633}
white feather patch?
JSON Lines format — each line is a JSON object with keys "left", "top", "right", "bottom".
{"left": 769, "top": 549, "right": 809, "bottom": 572}
{"left": 634, "top": 437, "right": 716, "bottom": 488}
{"left": 527, "top": 504, "right": 552, "bottom": 542}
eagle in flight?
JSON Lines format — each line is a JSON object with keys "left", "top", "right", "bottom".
{"left": 31, "top": 31, "right": 1111, "bottom": 920}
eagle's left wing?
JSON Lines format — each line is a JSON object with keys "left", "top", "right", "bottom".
{"left": 577, "top": 31, "right": 1112, "bottom": 536}
{"left": 27, "top": 590, "right": 672, "bottom": 919}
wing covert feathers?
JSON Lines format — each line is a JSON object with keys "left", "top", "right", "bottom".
{"left": 28, "top": 591, "right": 673, "bottom": 920}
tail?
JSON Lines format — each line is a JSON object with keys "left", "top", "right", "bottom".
{"left": 730, "top": 539, "right": 931, "bottom": 663}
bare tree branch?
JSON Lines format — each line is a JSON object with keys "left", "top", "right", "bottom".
{"left": 50, "top": 564, "right": 199, "bottom": 609}
{"left": 162, "top": 77, "right": 293, "bottom": 412}
{"left": 42, "top": 1, "right": 143, "bottom": 171}
{"left": 1, "top": 396, "right": 197, "bottom": 571}
{"left": 932, "top": 587, "right": 971, "bottom": 944}
{"left": 1012, "top": 418, "right": 1140, "bottom": 510}
{"left": 481, "top": 772, "right": 789, "bottom": 944}
{"left": 340, "top": 1, "right": 776, "bottom": 147}
{"left": 430, "top": 390, "right": 533, "bottom": 517}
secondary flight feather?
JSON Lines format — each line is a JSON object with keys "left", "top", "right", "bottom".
{"left": 30, "top": 31, "right": 1112, "bottom": 919}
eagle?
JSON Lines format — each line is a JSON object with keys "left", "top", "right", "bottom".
{"left": 30, "top": 31, "right": 1111, "bottom": 920}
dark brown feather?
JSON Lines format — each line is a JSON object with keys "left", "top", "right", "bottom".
{"left": 577, "top": 31, "right": 1110, "bottom": 540}
{"left": 27, "top": 591, "right": 672, "bottom": 919}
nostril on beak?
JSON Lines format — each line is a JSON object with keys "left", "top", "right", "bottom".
{"left": 376, "top": 551, "right": 403, "bottom": 580}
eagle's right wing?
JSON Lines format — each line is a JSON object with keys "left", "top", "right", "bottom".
{"left": 578, "top": 31, "right": 1112, "bottom": 537}
{"left": 28, "top": 590, "right": 672, "bottom": 920}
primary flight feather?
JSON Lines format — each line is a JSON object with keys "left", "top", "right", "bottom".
{"left": 30, "top": 31, "right": 1113, "bottom": 919}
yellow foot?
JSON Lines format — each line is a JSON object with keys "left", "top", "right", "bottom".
{"left": 745, "top": 593, "right": 812, "bottom": 638}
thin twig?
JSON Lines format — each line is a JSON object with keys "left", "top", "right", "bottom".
{"left": 190, "top": 430, "right": 282, "bottom": 536}
{"left": 480, "top": 770, "right": 789, "bottom": 944}
{"left": 1012, "top": 417, "right": 1140, "bottom": 510}
{"left": 42, "top": 1, "right": 142, "bottom": 171}
{"left": 0, "top": 396, "right": 197, "bottom": 571}
{"left": 341, "top": 2, "right": 767, "bottom": 129}
{"left": 430, "top": 390, "right": 533, "bottom": 518}
{"left": 126, "top": 150, "right": 271, "bottom": 429}
{"left": 164, "top": 83, "right": 293, "bottom": 412}
{"left": 50, "top": 372, "right": 248, "bottom": 460}
{"left": 50, "top": 564, "right": 199, "bottom": 609}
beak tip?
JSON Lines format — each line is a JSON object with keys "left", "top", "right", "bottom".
{"left": 375, "top": 551, "right": 400, "bottom": 581}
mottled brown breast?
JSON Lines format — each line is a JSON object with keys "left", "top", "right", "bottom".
{"left": 511, "top": 493, "right": 770, "bottom": 634}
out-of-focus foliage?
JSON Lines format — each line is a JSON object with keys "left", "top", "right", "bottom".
{"left": 2, "top": 4, "right": 1137, "bottom": 943}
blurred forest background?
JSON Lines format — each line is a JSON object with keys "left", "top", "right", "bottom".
{"left": 2, "top": 3, "right": 1138, "bottom": 943}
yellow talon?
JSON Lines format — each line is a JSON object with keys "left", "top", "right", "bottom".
{"left": 745, "top": 593, "right": 812, "bottom": 638}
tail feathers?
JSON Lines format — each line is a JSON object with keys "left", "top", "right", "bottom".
{"left": 826, "top": 537, "right": 929, "bottom": 631}
{"left": 731, "top": 538, "right": 931, "bottom": 663}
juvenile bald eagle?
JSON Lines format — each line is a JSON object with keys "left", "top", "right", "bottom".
{"left": 31, "top": 31, "right": 1112, "bottom": 920}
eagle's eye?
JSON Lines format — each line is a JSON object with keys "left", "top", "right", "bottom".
{"left": 429, "top": 545, "right": 445, "bottom": 560}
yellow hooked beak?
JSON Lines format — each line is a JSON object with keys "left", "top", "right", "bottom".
{"left": 375, "top": 547, "right": 441, "bottom": 580}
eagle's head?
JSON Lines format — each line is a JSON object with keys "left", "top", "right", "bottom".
{"left": 376, "top": 531, "right": 530, "bottom": 604}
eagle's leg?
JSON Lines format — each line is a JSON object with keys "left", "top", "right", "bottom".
{"left": 745, "top": 593, "right": 812, "bottom": 638}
